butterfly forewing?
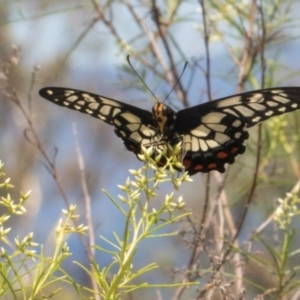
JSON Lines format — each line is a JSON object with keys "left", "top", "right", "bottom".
{"left": 39, "top": 86, "right": 300, "bottom": 175}
{"left": 177, "top": 87, "right": 300, "bottom": 128}
{"left": 39, "top": 87, "right": 157, "bottom": 156}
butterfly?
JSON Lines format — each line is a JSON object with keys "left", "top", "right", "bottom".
{"left": 39, "top": 87, "right": 300, "bottom": 175}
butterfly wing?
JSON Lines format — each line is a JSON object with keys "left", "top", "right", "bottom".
{"left": 40, "top": 87, "right": 300, "bottom": 175}
{"left": 39, "top": 87, "right": 158, "bottom": 156}
{"left": 175, "top": 87, "right": 300, "bottom": 174}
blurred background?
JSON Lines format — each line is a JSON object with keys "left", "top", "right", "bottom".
{"left": 0, "top": 1, "right": 300, "bottom": 299}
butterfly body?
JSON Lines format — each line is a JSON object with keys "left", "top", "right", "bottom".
{"left": 39, "top": 87, "right": 300, "bottom": 175}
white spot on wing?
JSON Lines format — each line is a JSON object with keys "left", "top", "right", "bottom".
{"left": 121, "top": 112, "right": 141, "bottom": 123}
{"left": 66, "top": 96, "right": 78, "bottom": 102}
{"left": 271, "top": 89, "right": 284, "bottom": 94}
{"left": 215, "top": 133, "right": 230, "bottom": 143}
{"left": 216, "top": 96, "right": 241, "bottom": 107}
{"left": 266, "top": 101, "right": 278, "bottom": 107}
{"left": 183, "top": 135, "right": 192, "bottom": 151}
{"left": 234, "top": 132, "right": 242, "bottom": 139}
{"left": 127, "top": 124, "right": 139, "bottom": 131}
{"left": 130, "top": 132, "right": 142, "bottom": 142}
{"left": 99, "top": 97, "right": 122, "bottom": 107}
{"left": 88, "top": 103, "right": 100, "bottom": 110}
{"left": 82, "top": 93, "right": 97, "bottom": 103}
{"left": 273, "top": 96, "right": 290, "bottom": 103}
{"left": 207, "top": 124, "right": 227, "bottom": 132}
{"left": 190, "top": 137, "right": 199, "bottom": 152}
{"left": 248, "top": 93, "right": 263, "bottom": 102}
{"left": 248, "top": 103, "right": 266, "bottom": 111}
{"left": 234, "top": 106, "right": 254, "bottom": 117}
{"left": 232, "top": 120, "right": 242, "bottom": 127}
{"left": 207, "top": 139, "right": 219, "bottom": 148}
{"left": 265, "top": 111, "right": 274, "bottom": 116}
{"left": 278, "top": 107, "right": 286, "bottom": 112}
{"left": 119, "top": 130, "right": 126, "bottom": 137}
{"left": 100, "top": 105, "right": 112, "bottom": 116}
{"left": 223, "top": 108, "right": 238, "bottom": 117}
{"left": 64, "top": 90, "right": 76, "bottom": 96}
{"left": 191, "top": 125, "right": 210, "bottom": 137}
{"left": 141, "top": 138, "right": 153, "bottom": 147}
{"left": 252, "top": 116, "right": 261, "bottom": 123}
{"left": 114, "top": 119, "right": 121, "bottom": 126}
{"left": 279, "top": 92, "right": 288, "bottom": 97}
{"left": 201, "top": 112, "right": 226, "bottom": 123}
{"left": 46, "top": 90, "right": 54, "bottom": 95}
{"left": 140, "top": 125, "right": 155, "bottom": 137}
{"left": 199, "top": 139, "right": 208, "bottom": 151}
{"left": 112, "top": 108, "right": 121, "bottom": 117}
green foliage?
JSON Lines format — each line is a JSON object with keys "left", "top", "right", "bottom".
{"left": 78, "top": 145, "right": 194, "bottom": 299}
{"left": 0, "top": 161, "right": 87, "bottom": 299}
{"left": 234, "top": 190, "right": 300, "bottom": 299}
{"left": 0, "top": 146, "right": 196, "bottom": 299}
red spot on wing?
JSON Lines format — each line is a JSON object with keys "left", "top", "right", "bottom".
{"left": 208, "top": 163, "right": 217, "bottom": 169}
{"left": 183, "top": 159, "right": 191, "bottom": 169}
{"left": 129, "top": 144, "right": 137, "bottom": 152}
{"left": 194, "top": 164, "right": 204, "bottom": 171}
{"left": 217, "top": 151, "right": 228, "bottom": 159}
{"left": 231, "top": 147, "right": 239, "bottom": 154}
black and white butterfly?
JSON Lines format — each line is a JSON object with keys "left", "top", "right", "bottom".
{"left": 39, "top": 87, "right": 300, "bottom": 175}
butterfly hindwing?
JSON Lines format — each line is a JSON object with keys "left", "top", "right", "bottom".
{"left": 110, "top": 107, "right": 159, "bottom": 155}
{"left": 175, "top": 111, "right": 248, "bottom": 174}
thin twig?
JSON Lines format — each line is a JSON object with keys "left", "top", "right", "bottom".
{"left": 72, "top": 124, "right": 100, "bottom": 299}
{"left": 151, "top": 0, "right": 188, "bottom": 107}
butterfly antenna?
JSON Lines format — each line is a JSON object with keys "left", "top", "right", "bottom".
{"left": 162, "top": 61, "right": 188, "bottom": 103}
{"left": 126, "top": 55, "right": 159, "bottom": 102}
{"left": 127, "top": 55, "right": 187, "bottom": 104}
